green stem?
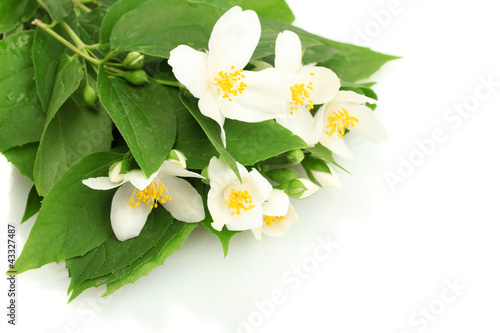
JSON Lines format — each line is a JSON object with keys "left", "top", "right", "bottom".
{"left": 59, "top": 21, "right": 86, "bottom": 50}
{"left": 153, "top": 79, "right": 181, "bottom": 88}
{"left": 33, "top": 20, "right": 101, "bottom": 66}
{"left": 76, "top": 2, "right": 92, "bottom": 13}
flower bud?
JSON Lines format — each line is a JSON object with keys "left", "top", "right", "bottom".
{"left": 301, "top": 155, "right": 341, "bottom": 189}
{"left": 83, "top": 85, "right": 97, "bottom": 107}
{"left": 108, "top": 160, "right": 131, "bottom": 183}
{"left": 265, "top": 168, "right": 299, "bottom": 184}
{"left": 285, "top": 149, "right": 305, "bottom": 165}
{"left": 278, "top": 177, "right": 319, "bottom": 200}
{"left": 167, "top": 149, "right": 187, "bottom": 169}
{"left": 123, "top": 69, "right": 149, "bottom": 85}
{"left": 123, "top": 51, "right": 144, "bottom": 70}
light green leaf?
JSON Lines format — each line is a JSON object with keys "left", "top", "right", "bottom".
{"left": 45, "top": 54, "right": 84, "bottom": 128}
{"left": 34, "top": 87, "right": 113, "bottom": 197}
{"left": 45, "top": 0, "right": 73, "bottom": 23}
{"left": 0, "top": 0, "right": 38, "bottom": 34}
{"left": 200, "top": 216, "right": 239, "bottom": 257}
{"left": 2, "top": 142, "right": 39, "bottom": 182}
{"left": 100, "top": 0, "right": 150, "bottom": 44}
{"left": 307, "top": 144, "right": 349, "bottom": 174}
{"left": 9, "top": 152, "right": 123, "bottom": 275}
{"left": 21, "top": 185, "right": 42, "bottom": 223}
{"left": 225, "top": 0, "right": 294, "bottom": 23}
{"left": 178, "top": 91, "right": 241, "bottom": 181}
{"left": 110, "top": 0, "right": 224, "bottom": 58}
{"left": 97, "top": 70, "right": 177, "bottom": 177}
{"left": 0, "top": 31, "right": 45, "bottom": 152}
{"left": 66, "top": 207, "right": 173, "bottom": 292}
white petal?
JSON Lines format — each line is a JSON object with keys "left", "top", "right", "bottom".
{"left": 251, "top": 227, "right": 263, "bottom": 240}
{"left": 207, "top": 6, "right": 260, "bottom": 73}
{"left": 158, "top": 176, "right": 205, "bottom": 222}
{"left": 199, "top": 91, "right": 227, "bottom": 146}
{"left": 168, "top": 45, "right": 209, "bottom": 98}
{"left": 123, "top": 169, "right": 159, "bottom": 191}
{"left": 297, "top": 178, "right": 320, "bottom": 199}
{"left": 275, "top": 30, "right": 302, "bottom": 72}
{"left": 298, "top": 65, "right": 340, "bottom": 104}
{"left": 312, "top": 164, "right": 342, "bottom": 189}
{"left": 344, "top": 104, "right": 387, "bottom": 143}
{"left": 261, "top": 204, "right": 298, "bottom": 237}
{"left": 225, "top": 205, "right": 264, "bottom": 231}
{"left": 334, "top": 90, "right": 377, "bottom": 105}
{"left": 320, "top": 132, "right": 353, "bottom": 159}
{"left": 263, "top": 189, "right": 289, "bottom": 217}
{"left": 158, "top": 160, "right": 204, "bottom": 179}
{"left": 82, "top": 177, "right": 123, "bottom": 190}
{"left": 208, "top": 157, "right": 248, "bottom": 186}
{"left": 276, "top": 106, "right": 317, "bottom": 146}
{"left": 110, "top": 183, "right": 151, "bottom": 241}
{"left": 244, "top": 169, "right": 273, "bottom": 203}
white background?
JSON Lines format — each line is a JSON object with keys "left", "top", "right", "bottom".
{"left": 2, "top": 0, "right": 500, "bottom": 332}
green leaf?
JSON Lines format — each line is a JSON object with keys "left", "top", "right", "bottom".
{"left": 65, "top": 8, "right": 107, "bottom": 45}
{"left": 2, "top": 142, "right": 39, "bottom": 182}
{"left": 307, "top": 143, "right": 349, "bottom": 174}
{"left": 45, "top": 54, "right": 84, "bottom": 128}
{"left": 68, "top": 220, "right": 197, "bottom": 301}
{"left": 66, "top": 207, "right": 173, "bottom": 292}
{"left": 110, "top": 0, "right": 224, "bottom": 58}
{"left": 97, "top": 70, "right": 177, "bottom": 177}
{"left": 9, "top": 152, "right": 123, "bottom": 275}
{"left": 0, "top": 31, "right": 45, "bottom": 152}
{"left": 100, "top": 0, "right": 150, "bottom": 44}
{"left": 178, "top": 91, "right": 241, "bottom": 181}
{"left": 21, "top": 185, "right": 43, "bottom": 223}
{"left": 265, "top": 168, "right": 299, "bottom": 184}
{"left": 225, "top": 0, "right": 294, "bottom": 23}
{"left": 45, "top": 0, "right": 73, "bottom": 23}
{"left": 201, "top": 217, "right": 239, "bottom": 257}
{"left": 34, "top": 87, "right": 113, "bottom": 197}
{"left": 0, "top": 0, "right": 38, "bottom": 34}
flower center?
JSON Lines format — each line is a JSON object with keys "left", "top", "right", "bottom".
{"left": 289, "top": 73, "right": 315, "bottom": 115}
{"left": 263, "top": 215, "right": 285, "bottom": 227}
{"left": 224, "top": 189, "right": 255, "bottom": 215}
{"left": 214, "top": 66, "right": 247, "bottom": 102}
{"left": 129, "top": 181, "right": 172, "bottom": 210}
{"left": 325, "top": 108, "right": 359, "bottom": 138}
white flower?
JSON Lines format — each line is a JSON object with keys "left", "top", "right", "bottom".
{"left": 294, "top": 177, "right": 320, "bottom": 199}
{"left": 168, "top": 6, "right": 288, "bottom": 144}
{"left": 273, "top": 30, "right": 341, "bottom": 146}
{"left": 83, "top": 161, "right": 205, "bottom": 241}
{"left": 311, "top": 162, "right": 342, "bottom": 189}
{"left": 207, "top": 157, "right": 276, "bottom": 231}
{"left": 316, "top": 90, "right": 387, "bottom": 159}
{"left": 251, "top": 189, "right": 298, "bottom": 240}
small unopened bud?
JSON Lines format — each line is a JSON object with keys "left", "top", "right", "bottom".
{"left": 108, "top": 160, "right": 131, "bottom": 183}
{"left": 83, "top": 85, "right": 97, "bottom": 107}
{"left": 278, "top": 178, "right": 319, "bottom": 200}
{"left": 285, "top": 149, "right": 305, "bottom": 165}
{"left": 311, "top": 163, "right": 341, "bottom": 189}
{"left": 123, "top": 69, "right": 148, "bottom": 85}
{"left": 167, "top": 149, "right": 187, "bottom": 169}
{"left": 123, "top": 51, "right": 144, "bottom": 70}
{"left": 265, "top": 168, "right": 299, "bottom": 184}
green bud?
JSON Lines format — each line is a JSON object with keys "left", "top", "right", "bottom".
{"left": 123, "top": 51, "right": 144, "bottom": 70}
{"left": 83, "top": 85, "right": 97, "bottom": 107}
{"left": 302, "top": 155, "right": 330, "bottom": 173}
{"left": 277, "top": 178, "right": 319, "bottom": 199}
{"left": 265, "top": 168, "right": 299, "bottom": 184}
{"left": 285, "top": 149, "right": 305, "bottom": 165}
{"left": 123, "top": 69, "right": 149, "bottom": 85}
{"left": 167, "top": 149, "right": 187, "bottom": 169}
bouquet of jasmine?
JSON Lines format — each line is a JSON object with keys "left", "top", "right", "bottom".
{"left": 1, "top": 0, "right": 395, "bottom": 301}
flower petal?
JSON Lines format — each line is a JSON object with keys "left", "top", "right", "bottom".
{"left": 312, "top": 163, "right": 342, "bottom": 189}
{"left": 158, "top": 160, "right": 204, "bottom": 179}
{"left": 244, "top": 169, "right": 273, "bottom": 203}
{"left": 298, "top": 65, "right": 340, "bottom": 104}
{"left": 110, "top": 182, "right": 151, "bottom": 241}
{"left": 276, "top": 105, "right": 318, "bottom": 146}
{"left": 208, "top": 157, "right": 248, "bottom": 186}
{"left": 275, "top": 30, "right": 302, "bottom": 72}
{"left": 168, "top": 45, "right": 209, "bottom": 98}
{"left": 263, "top": 189, "right": 289, "bottom": 217}
{"left": 225, "top": 205, "right": 264, "bottom": 231}
{"left": 199, "top": 90, "right": 227, "bottom": 145}
{"left": 334, "top": 90, "right": 377, "bottom": 105}
{"left": 123, "top": 169, "right": 159, "bottom": 191}
{"left": 251, "top": 227, "right": 263, "bottom": 241}
{"left": 344, "top": 104, "right": 387, "bottom": 143}
{"left": 82, "top": 177, "right": 123, "bottom": 190}
{"left": 207, "top": 6, "right": 260, "bottom": 73}
{"left": 261, "top": 204, "right": 298, "bottom": 237}
{"left": 157, "top": 176, "right": 205, "bottom": 222}
{"left": 320, "top": 132, "right": 353, "bottom": 159}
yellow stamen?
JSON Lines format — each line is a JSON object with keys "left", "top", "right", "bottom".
{"left": 214, "top": 68, "right": 247, "bottom": 101}
{"left": 129, "top": 181, "right": 172, "bottom": 210}
{"left": 325, "top": 108, "right": 359, "bottom": 138}
{"left": 224, "top": 189, "right": 255, "bottom": 216}
{"left": 289, "top": 82, "right": 314, "bottom": 114}
{"left": 263, "top": 215, "right": 285, "bottom": 227}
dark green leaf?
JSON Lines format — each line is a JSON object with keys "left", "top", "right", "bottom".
{"left": 178, "top": 91, "right": 241, "bottom": 181}
{"left": 2, "top": 142, "right": 39, "bottom": 182}
{"left": 97, "top": 70, "right": 177, "bottom": 177}
{"left": 34, "top": 87, "right": 113, "bottom": 196}
{"left": 45, "top": 0, "right": 73, "bottom": 23}
{"left": 100, "top": 0, "right": 150, "bottom": 44}
{"left": 9, "top": 152, "right": 123, "bottom": 275}
{"left": 0, "top": 31, "right": 45, "bottom": 152}
{"left": 21, "top": 185, "right": 42, "bottom": 223}
{"left": 110, "top": 0, "right": 224, "bottom": 58}
{"left": 45, "top": 54, "right": 84, "bottom": 127}
{"left": 66, "top": 207, "right": 173, "bottom": 292}
{"left": 0, "top": 0, "right": 38, "bottom": 34}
